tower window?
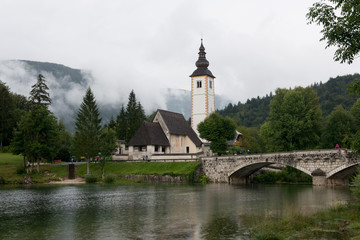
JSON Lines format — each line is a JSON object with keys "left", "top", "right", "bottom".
{"left": 197, "top": 81, "right": 202, "bottom": 88}
{"left": 209, "top": 80, "right": 212, "bottom": 89}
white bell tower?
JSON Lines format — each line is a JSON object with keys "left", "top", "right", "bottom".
{"left": 190, "top": 39, "right": 215, "bottom": 137}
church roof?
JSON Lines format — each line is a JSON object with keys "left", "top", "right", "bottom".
{"left": 190, "top": 39, "right": 215, "bottom": 78}
{"left": 156, "top": 109, "right": 203, "bottom": 147}
{"left": 128, "top": 121, "right": 170, "bottom": 146}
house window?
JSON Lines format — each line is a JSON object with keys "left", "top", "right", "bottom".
{"left": 197, "top": 81, "right": 202, "bottom": 88}
{"left": 186, "top": 146, "right": 190, "bottom": 153}
{"left": 155, "top": 146, "right": 159, "bottom": 152}
{"left": 209, "top": 80, "right": 212, "bottom": 89}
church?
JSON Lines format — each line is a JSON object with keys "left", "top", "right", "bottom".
{"left": 114, "top": 40, "right": 216, "bottom": 160}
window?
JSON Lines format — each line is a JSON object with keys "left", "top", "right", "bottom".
{"left": 155, "top": 146, "right": 159, "bottom": 152}
{"left": 186, "top": 147, "right": 190, "bottom": 153}
{"left": 197, "top": 81, "right": 202, "bottom": 88}
{"left": 209, "top": 80, "right": 212, "bottom": 89}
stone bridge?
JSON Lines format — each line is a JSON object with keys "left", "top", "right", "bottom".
{"left": 201, "top": 149, "right": 360, "bottom": 186}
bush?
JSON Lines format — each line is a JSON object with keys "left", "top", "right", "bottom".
{"left": 104, "top": 174, "right": 115, "bottom": 184}
{"left": 0, "top": 146, "right": 11, "bottom": 153}
{"left": 0, "top": 176, "right": 5, "bottom": 184}
{"left": 85, "top": 174, "right": 98, "bottom": 183}
{"left": 351, "top": 170, "right": 360, "bottom": 202}
{"left": 16, "top": 165, "right": 26, "bottom": 175}
{"left": 198, "top": 174, "right": 210, "bottom": 184}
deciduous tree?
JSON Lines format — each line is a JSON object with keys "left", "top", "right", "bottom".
{"left": 322, "top": 105, "right": 356, "bottom": 148}
{"left": 260, "top": 87, "right": 322, "bottom": 152}
{"left": 99, "top": 126, "right": 117, "bottom": 179}
{"left": 197, "top": 113, "right": 236, "bottom": 155}
{"left": 307, "top": 0, "right": 360, "bottom": 94}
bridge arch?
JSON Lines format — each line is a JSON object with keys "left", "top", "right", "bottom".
{"left": 228, "top": 161, "right": 312, "bottom": 184}
{"left": 327, "top": 162, "right": 359, "bottom": 179}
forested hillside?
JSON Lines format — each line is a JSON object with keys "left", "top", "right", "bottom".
{"left": 218, "top": 74, "right": 360, "bottom": 127}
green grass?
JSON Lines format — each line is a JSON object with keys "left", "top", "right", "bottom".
{"left": 0, "top": 153, "right": 23, "bottom": 164}
{"left": 0, "top": 153, "right": 69, "bottom": 184}
{"left": 0, "top": 153, "right": 200, "bottom": 184}
{"left": 242, "top": 203, "right": 360, "bottom": 239}
{"left": 76, "top": 162, "right": 200, "bottom": 182}
{"left": 77, "top": 162, "right": 199, "bottom": 176}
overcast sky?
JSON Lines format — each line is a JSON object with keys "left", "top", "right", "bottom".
{"left": 1, "top": 0, "right": 359, "bottom": 110}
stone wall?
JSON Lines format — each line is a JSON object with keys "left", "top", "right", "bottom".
{"left": 201, "top": 149, "right": 360, "bottom": 186}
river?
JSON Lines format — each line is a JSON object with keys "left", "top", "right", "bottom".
{"left": 0, "top": 183, "right": 352, "bottom": 240}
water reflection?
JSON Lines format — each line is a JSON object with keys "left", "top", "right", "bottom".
{"left": 0, "top": 184, "right": 352, "bottom": 240}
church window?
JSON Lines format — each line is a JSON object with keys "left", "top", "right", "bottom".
{"left": 209, "top": 80, "right": 212, "bottom": 89}
{"left": 197, "top": 81, "right": 202, "bottom": 88}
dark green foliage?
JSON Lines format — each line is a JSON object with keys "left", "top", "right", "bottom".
{"left": 11, "top": 74, "right": 59, "bottom": 173}
{"left": 253, "top": 166, "right": 312, "bottom": 184}
{"left": 219, "top": 74, "right": 359, "bottom": 128}
{"left": 322, "top": 105, "right": 356, "bottom": 148}
{"left": 115, "top": 90, "right": 145, "bottom": 143}
{"left": 85, "top": 174, "right": 98, "bottom": 183}
{"left": 198, "top": 113, "right": 236, "bottom": 155}
{"left": 29, "top": 74, "right": 51, "bottom": 106}
{"left": 16, "top": 165, "right": 26, "bottom": 175}
{"left": 237, "top": 126, "right": 265, "bottom": 153}
{"left": 54, "top": 148, "right": 71, "bottom": 162}
{"left": 260, "top": 87, "right": 322, "bottom": 152}
{"left": 218, "top": 94, "right": 273, "bottom": 127}
{"left": 99, "top": 126, "right": 117, "bottom": 179}
{"left": 116, "top": 105, "right": 127, "bottom": 140}
{"left": 312, "top": 74, "right": 360, "bottom": 116}
{"left": 73, "top": 88, "right": 102, "bottom": 174}
{"left": 307, "top": 0, "right": 360, "bottom": 64}
{"left": 104, "top": 174, "right": 115, "bottom": 184}
{"left": 351, "top": 98, "right": 360, "bottom": 130}
{"left": 0, "top": 82, "right": 15, "bottom": 149}
{"left": 352, "top": 170, "right": 360, "bottom": 202}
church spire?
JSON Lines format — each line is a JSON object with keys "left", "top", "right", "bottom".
{"left": 190, "top": 39, "right": 215, "bottom": 78}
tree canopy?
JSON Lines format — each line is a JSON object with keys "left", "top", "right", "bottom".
{"left": 307, "top": 0, "right": 360, "bottom": 64}
{"left": 260, "top": 87, "right": 322, "bottom": 152}
{"left": 198, "top": 113, "right": 236, "bottom": 155}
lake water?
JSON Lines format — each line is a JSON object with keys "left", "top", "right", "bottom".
{"left": 0, "top": 183, "right": 352, "bottom": 240}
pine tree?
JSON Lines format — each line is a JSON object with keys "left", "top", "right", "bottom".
{"left": 125, "top": 90, "right": 145, "bottom": 143}
{"left": 116, "top": 105, "right": 127, "bottom": 140}
{"left": 29, "top": 74, "right": 51, "bottom": 106}
{"left": 73, "top": 88, "right": 102, "bottom": 174}
{"left": 0, "top": 82, "right": 15, "bottom": 149}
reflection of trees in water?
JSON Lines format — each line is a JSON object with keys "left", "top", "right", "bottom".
{"left": 201, "top": 215, "right": 240, "bottom": 240}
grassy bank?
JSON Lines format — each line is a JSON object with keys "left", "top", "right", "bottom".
{"left": 0, "top": 153, "right": 200, "bottom": 184}
{"left": 76, "top": 161, "right": 200, "bottom": 183}
{"left": 242, "top": 203, "right": 360, "bottom": 239}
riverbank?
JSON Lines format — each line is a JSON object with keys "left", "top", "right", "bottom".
{"left": 0, "top": 153, "right": 200, "bottom": 184}
{"left": 242, "top": 203, "right": 360, "bottom": 239}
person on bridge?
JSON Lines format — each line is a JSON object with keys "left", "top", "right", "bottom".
{"left": 335, "top": 144, "right": 340, "bottom": 149}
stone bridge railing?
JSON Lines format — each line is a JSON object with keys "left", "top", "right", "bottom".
{"left": 201, "top": 149, "right": 360, "bottom": 186}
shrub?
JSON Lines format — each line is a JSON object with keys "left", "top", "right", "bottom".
{"left": 85, "top": 174, "right": 98, "bottom": 183}
{"left": 0, "top": 176, "right": 5, "bottom": 184}
{"left": 104, "top": 174, "right": 115, "bottom": 184}
{"left": 16, "top": 165, "right": 26, "bottom": 175}
{"left": 0, "top": 146, "right": 11, "bottom": 153}
{"left": 198, "top": 174, "right": 210, "bottom": 184}
{"left": 351, "top": 170, "right": 360, "bottom": 202}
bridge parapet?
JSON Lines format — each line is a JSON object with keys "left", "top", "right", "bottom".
{"left": 201, "top": 149, "right": 359, "bottom": 186}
